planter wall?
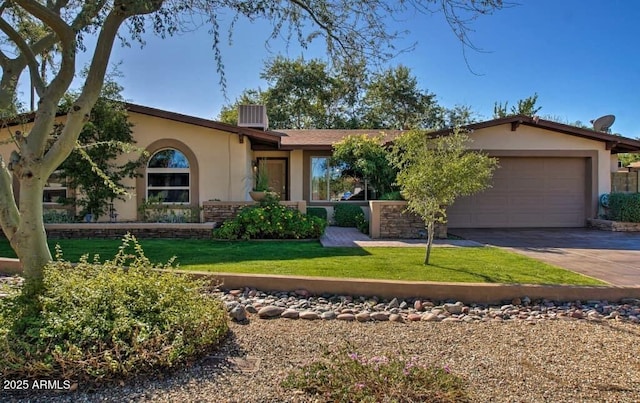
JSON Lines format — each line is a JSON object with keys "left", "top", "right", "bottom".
{"left": 368, "top": 201, "right": 447, "bottom": 239}
{"left": 44, "top": 223, "right": 216, "bottom": 239}
{"left": 202, "top": 200, "right": 306, "bottom": 226}
{"left": 587, "top": 218, "right": 640, "bottom": 232}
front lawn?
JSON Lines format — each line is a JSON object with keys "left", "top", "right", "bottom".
{"left": 0, "top": 239, "right": 604, "bottom": 285}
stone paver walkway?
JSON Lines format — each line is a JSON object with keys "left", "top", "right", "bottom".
{"left": 320, "top": 226, "right": 482, "bottom": 248}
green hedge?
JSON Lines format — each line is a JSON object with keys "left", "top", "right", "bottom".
{"left": 334, "top": 204, "right": 364, "bottom": 227}
{"left": 306, "top": 207, "right": 328, "bottom": 221}
{"left": 608, "top": 193, "right": 640, "bottom": 223}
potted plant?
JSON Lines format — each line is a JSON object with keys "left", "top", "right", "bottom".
{"left": 249, "top": 160, "right": 272, "bottom": 201}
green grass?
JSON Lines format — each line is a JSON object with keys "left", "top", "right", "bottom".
{"left": 0, "top": 239, "right": 604, "bottom": 285}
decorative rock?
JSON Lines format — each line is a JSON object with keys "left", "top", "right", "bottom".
{"left": 244, "top": 305, "right": 257, "bottom": 314}
{"left": 421, "top": 313, "right": 440, "bottom": 322}
{"left": 294, "top": 289, "right": 310, "bottom": 297}
{"left": 281, "top": 309, "right": 299, "bottom": 319}
{"left": 444, "top": 303, "right": 463, "bottom": 315}
{"left": 388, "top": 298, "right": 400, "bottom": 309}
{"left": 571, "top": 310, "right": 584, "bottom": 319}
{"left": 355, "top": 312, "right": 371, "bottom": 322}
{"left": 414, "top": 300, "right": 423, "bottom": 311}
{"left": 299, "top": 311, "right": 319, "bottom": 320}
{"left": 407, "top": 313, "right": 422, "bottom": 321}
{"left": 512, "top": 298, "right": 521, "bottom": 306}
{"left": 389, "top": 314, "right": 404, "bottom": 323}
{"left": 229, "top": 305, "right": 247, "bottom": 322}
{"left": 257, "top": 306, "right": 285, "bottom": 319}
{"left": 370, "top": 311, "right": 390, "bottom": 321}
{"left": 321, "top": 311, "right": 336, "bottom": 320}
{"left": 337, "top": 313, "right": 355, "bottom": 321}
{"left": 229, "top": 289, "right": 242, "bottom": 297}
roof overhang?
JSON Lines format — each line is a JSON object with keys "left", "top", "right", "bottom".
{"left": 125, "top": 103, "right": 281, "bottom": 149}
{"left": 430, "top": 115, "right": 640, "bottom": 154}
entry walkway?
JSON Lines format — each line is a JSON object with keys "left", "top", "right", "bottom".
{"left": 320, "top": 226, "right": 482, "bottom": 248}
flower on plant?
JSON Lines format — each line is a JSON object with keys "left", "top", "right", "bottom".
{"left": 443, "top": 364, "right": 451, "bottom": 373}
{"left": 355, "top": 382, "right": 365, "bottom": 390}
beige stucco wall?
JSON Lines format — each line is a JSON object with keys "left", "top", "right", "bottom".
{"left": 289, "top": 149, "right": 304, "bottom": 200}
{"left": 468, "top": 124, "right": 612, "bottom": 195}
{"left": 113, "top": 112, "right": 253, "bottom": 220}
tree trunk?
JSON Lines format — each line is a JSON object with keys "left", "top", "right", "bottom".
{"left": 424, "top": 220, "right": 435, "bottom": 265}
{"left": 10, "top": 176, "right": 52, "bottom": 296}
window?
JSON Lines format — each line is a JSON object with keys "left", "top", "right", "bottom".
{"left": 310, "top": 156, "right": 372, "bottom": 201}
{"left": 147, "top": 149, "right": 190, "bottom": 203}
{"left": 43, "top": 171, "right": 67, "bottom": 204}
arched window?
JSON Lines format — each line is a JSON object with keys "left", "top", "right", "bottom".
{"left": 147, "top": 149, "right": 190, "bottom": 203}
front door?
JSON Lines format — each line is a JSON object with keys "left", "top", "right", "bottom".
{"left": 265, "top": 159, "right": 288, "bottom": 200}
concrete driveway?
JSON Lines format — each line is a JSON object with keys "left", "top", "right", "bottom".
{"left": 449, "top": 228, "right": 640, "bottom": 286}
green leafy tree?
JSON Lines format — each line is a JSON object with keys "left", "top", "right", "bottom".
{"left": 390, "top": 129, "right": 498, "bottom": 264}
{"left": 330, "top": 134, "right": 397, "bottom": 197}
{"left": 261, "top": 56, "right": 336, "bottom": 129}
{"left": 362, "top": 65, "right": 442, "bottom": 130}
{"left": 218, "top": 57, "right": 367, "bottom": 129}
{"left": 493, "top": 93, "right": 542, "bottom": 118}
{"left": 55, "top": 77, "right": 145, "bottom": 220}
{"left": 0, "top": 0, "right": 503, "bottom": 296}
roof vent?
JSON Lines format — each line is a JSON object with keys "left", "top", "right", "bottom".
{"left": 238, "top": 105, "right": 268, "bottom": 130}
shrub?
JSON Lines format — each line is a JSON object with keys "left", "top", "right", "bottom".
{"left": 213, "top": 197, "right": 326, "bottom": 240}
{"left": 608, "top": 193, "right": 640, "bottom": 223}
{"left": 43, "top": 209, "right": 75, "bottom": 223}
{"left": 0, "top": 234, "right": 228, "bottom": 384}
{"left": 380, "top": 191, "right": 404, "bottom": 200}
{"left": 306, "top": 207, "right": 328, "bottom": 221}
{"left": 355, "top": 212, "right": 369, "bottom": 234}
{"left": 282, "top": 347, "right": 469, "bottom": 402}
{"left": 333, "top": 203, "right": 364, "bottom": 227}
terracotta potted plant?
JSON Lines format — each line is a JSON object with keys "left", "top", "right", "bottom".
{"left": 249, "top": 161, "right": 271, "bottom": 201}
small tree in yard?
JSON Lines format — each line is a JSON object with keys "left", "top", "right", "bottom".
{"left": 56, "top": 77, "right": 146, "bottom": 221}
{"left": 331, "top": 133, "right": 398, "bottom": 198}
{"left": 390, "top": 129, "right": 498, "bottom": 265}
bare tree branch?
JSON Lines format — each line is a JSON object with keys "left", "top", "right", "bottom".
{"left": 0, "top": 17, "right": 45, "bottom": 96}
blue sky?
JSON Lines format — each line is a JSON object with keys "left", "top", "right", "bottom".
{"left": 53, "top": 1, "right": 640, "bottom": 137}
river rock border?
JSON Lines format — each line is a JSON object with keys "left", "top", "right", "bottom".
{"left": 219, "top": 287, "right": 640, "bottom": 324}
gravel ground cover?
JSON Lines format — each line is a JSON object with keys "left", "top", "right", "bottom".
{"left": 5, "top": 309, "right": 640, "bottom": 402}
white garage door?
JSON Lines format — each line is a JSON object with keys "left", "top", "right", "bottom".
{"left": 447, "top": 157, "right": 587, "bottom": 228}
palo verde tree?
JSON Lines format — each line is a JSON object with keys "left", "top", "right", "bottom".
{"left": 390, "top": 129, "right": 498, "bottom": 264}
{"left": 0, "top": 1, "right": 503, "bottom": 296}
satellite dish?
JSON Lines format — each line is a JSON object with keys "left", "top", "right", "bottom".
{"left": 590, "top": 115, "right": 615, "bottom": 132}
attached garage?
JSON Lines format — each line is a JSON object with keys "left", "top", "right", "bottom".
{"left": 448, "top": 157, "right": 589, "bottom": 228}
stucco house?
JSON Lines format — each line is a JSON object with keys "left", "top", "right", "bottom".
{"left": 3, "top": 103, "right": 640, "bottom": 231}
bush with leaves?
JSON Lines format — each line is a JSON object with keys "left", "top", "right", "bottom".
{"left": 0, "top": 234, "right": 228, "bottom": 384}
{"left": 306, "top": 207, "right": 328, "bottom": 221}
{"left": 213, "top": 196, "right": 326, "bottom": 240}
{"left": 608, "top": 193, "right": 640, "bottom": 222}
{"left": 333, "top": 203, "right": 365, "bottom": 227}
{"left": 282, "top": 346, "right": 469, "bottom": 402}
